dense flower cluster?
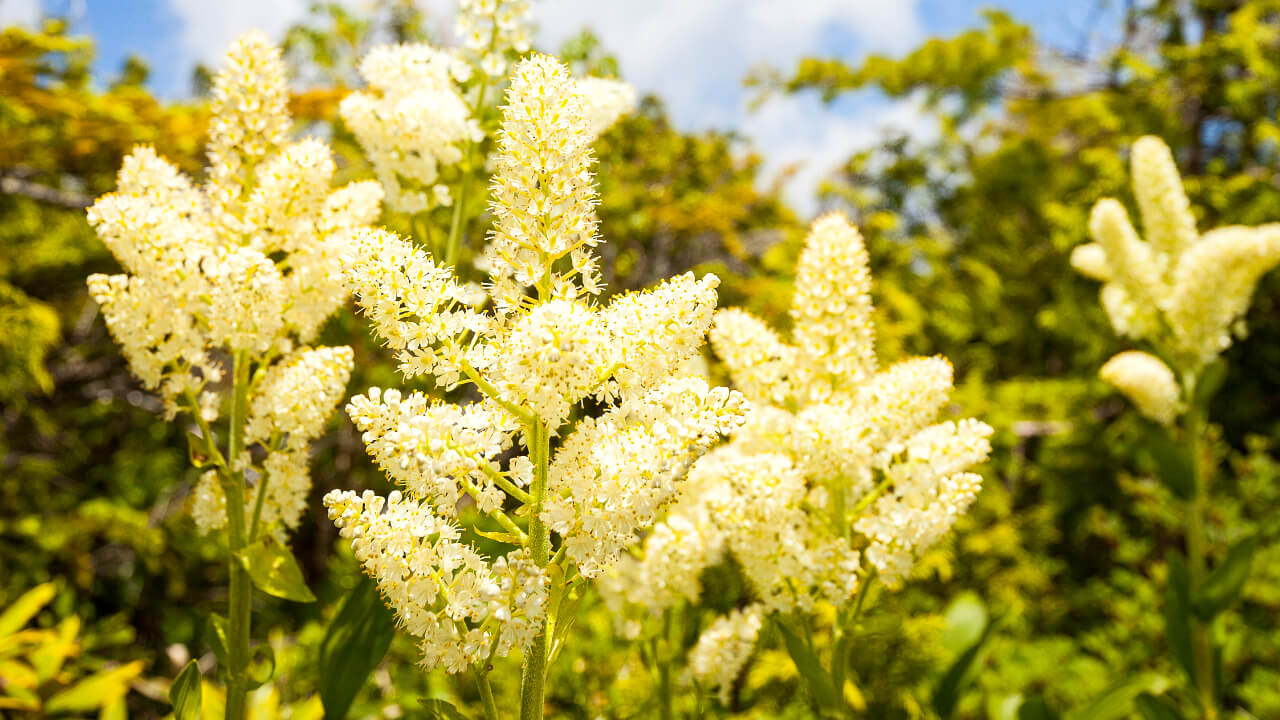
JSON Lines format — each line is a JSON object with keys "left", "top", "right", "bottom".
{"left": 341, "top": 44, "right": 479, "bottom": 213}
{"left": 682, "top": 604, "right": 763, "bottom": 704}
{"left": 327, "top": 54, "right": 745, "bottom": 672}
{"left": 602, "top": 213, "right": 991, "bottom": 691}
{"left": 86, "top": 32, "right": 374, "bottom": 538}
{"left": 1072, "top": 136, "right": 1280, "bottom": 418}
{"left": 326, "top": 490, "right": 546, "bottom": 673}
{"left": 456, "top": 0, "right": 533, "bottom": 78}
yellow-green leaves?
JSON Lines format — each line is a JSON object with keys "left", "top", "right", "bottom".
{"left": 237, "top": 539, "right": 316, "bottom": 603}
{"left": 43, "top": 660, "right": 144, "bottom": 714}
{"left": 0, "top": 582, "right": 56, "bottom": 637}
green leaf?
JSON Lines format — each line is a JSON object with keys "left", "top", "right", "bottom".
{"left": 236, "top": 539, "right": 316, "bottom": 603}
{"left": 247, "top": 643, "right": 275, "bottom": 690}
{"left": 0, "top": 583, "right": 57, "bottom": 637}
{"left": 474, "top": 528, "right": 524, "bottom": 545}
{"left": 169, "top": 659, "right": 202, "bottom": 720}
{"left": 1193, "top": 362, "right": 1227, "bottom": 408}
{"left": 32, "top": 616, "right": 79, "bottom": 682}
{"left": 1067, "top": 672, "right": 1169, "bottom": 720}
{"left": 1164, "top": 552, "right": 1196, "bottom": 687}
{"left": 1134, "top": 692, "right": 1186, "bottom": 720}
{"left": 1192, "top": 535, "right": 1259, "bottom": 619}
{"left": 1145, "top": 426, "right": 1194, "bottom": 500}
{"left": 1017, "top": 697, "right": 1062, "bottom": 720}
{"left": 932, "top": 609, "right": 995, "bottom": 718}
{"left": 421, "top": 698, "right": 470, "bottom": 720}
{"left": 100, "top": 694, "right": 128, "bottom": 720}
{"left": 45, "top": 660, "right": 144, "bottom": 713}
{"left": 940, "top": 591, "right": 988, "bottom": 654}
{"left": 207, "top": 614, "right": 229, "bottom": 672}
{"left": 776, "top": 617, "right": 842, "bottom": 712}
{"left": 187, "top": 432, "right": 214, "bottom": 469}
{"left": 319, "top": 577, "right": 395, "bottom": 720}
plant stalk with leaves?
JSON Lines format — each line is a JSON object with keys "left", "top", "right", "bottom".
{"left": 84, "top": 32, "right": 379, "bottom": 720}
{"left": 1072, "top": 135, "right": 1280, "bottom": 719}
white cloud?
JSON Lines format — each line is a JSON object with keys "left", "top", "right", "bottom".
{"left": 0, "top": 0, "right": 41, "bottom": 26}
{"left": 742, "top": 92, "right": 935, "bottom": 216}
{"left": 161, "top": 0, "right": 929, "bottom": 216}
{"left": 166, "top": 0, "right": 310, "bottom": 68}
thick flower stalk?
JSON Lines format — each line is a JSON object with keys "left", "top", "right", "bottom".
{"left": 601, "top": 213, "right": 992, "bottom": 711}
{"left": 1070, "top": 136, "right": 1280, "bottom": 720}
{"left": 327, "top": 54, "right": 744, "bottom": 720}
{"left": 86, "top": 32, "right": 377, "bottom": 720}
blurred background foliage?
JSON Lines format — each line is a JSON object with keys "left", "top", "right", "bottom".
{"left": 2, "top": 0, "right": 1279, "bottom": 718}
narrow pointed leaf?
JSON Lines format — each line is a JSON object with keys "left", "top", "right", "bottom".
{"left": 932, "top": 615, "right": 995, "bottom": 718}
{"left": 207, "top": 614, "right": 229, "bottom": 672}
{"left": 45, "top": 660, "right": 144, "bottom": 713}
{"left": 0, "top": 583, "right": 57, "bottom": 637}
{"left": 1192, "top": 535, "right": 1258, "bottom": 619}
{"left": 169, "top": 660, "right": 202, "bottom": 720}
{"left": 776, "top": 618, "right": 842, "bottom": 711}
{"left": 319, "top": 577, "right": 395, "bottom": 720}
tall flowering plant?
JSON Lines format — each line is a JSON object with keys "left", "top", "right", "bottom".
{"left": 600, "top": 213, "right": 993, "bottom": 714}
{"left": 325, "top": 54, "right": 746, "bottom": 720}
{"left": 85, "top": 33, "right": 382, "bottom": 720}
{"left": 1070, "top": 136, "right": 1280, "bottom": 719}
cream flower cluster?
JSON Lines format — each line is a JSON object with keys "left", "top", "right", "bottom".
{"left": 87, "top": 33, "right": 374, "bottom": 538}
{"left": 326, "top": 490, "right": 546, "bottom": 673}
{"left": 682, "top": 604, "right": 764, "bottom": 704}
{"left": 602, "top": 213, "right": 990, "bottom": 693}
{"left": 1099, "top": 351, "right": 1183, "bottom": 426}
{"left": 340, "top": 44, "right": 480, "bottom": 213}
{"left": 575, "top": 77, "right": 639, "bottom": 139}
{"left": 456, "top": 0, "right": 533, "bottom": 78}
{"left": 1072, "top": 136, "right": 1280, "bottom": 415}
{"left": 329, "top": 54, "right": 745, "bottom": 670}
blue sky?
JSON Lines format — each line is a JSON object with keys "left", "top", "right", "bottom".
{"left": 4, "top": 0, "right": 1121, "bottom": 214}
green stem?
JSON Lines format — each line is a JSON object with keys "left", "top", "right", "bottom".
{"left": 223, "top": 350, "right": 253, "bottom": 720}
{"left": 519, "top": 421, "right": 551, "bottom": 720}
{"left": 475, "top": 668, "right": 500, "bottom": 720}
{"left": 658, "top": 609, "right": 675, "bottom": 720}
{"left": 247, "top": 450, "right": 273, "bottom": 542}
{"left": 1184, "top": 398, "right": 1217, "bottom": 720}
{"left": 850, "top": 472, "right": 893, "bottom": 518}
{"left": 831, "top": 571, "right": 875, "bottom": 712}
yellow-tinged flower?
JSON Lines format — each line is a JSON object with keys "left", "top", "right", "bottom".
{"left": 332, "top": 53, "right": 746, "bottom": 672}
{"left": 1099, "top": 351, "right": 1183, "bottom": 425}
{"left": 602, "top": 213, "right": 991, "bottom": 697}
{"left": 87, "top": 32, "right": 377, "bottom": 538}
{"left": 1074, "top": 135, "right": 1280, "bottom": 368}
